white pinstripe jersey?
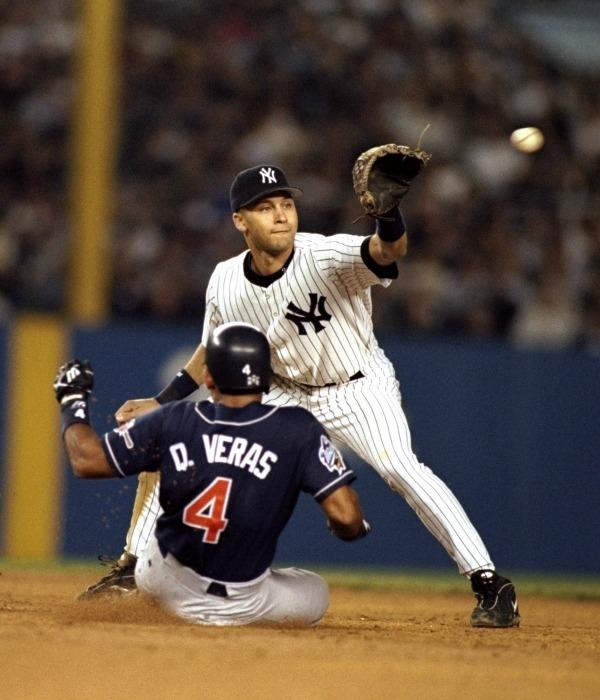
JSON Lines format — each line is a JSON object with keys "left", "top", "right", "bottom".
{"left": 201, "top": 232, "right": 398, "bottom": 387}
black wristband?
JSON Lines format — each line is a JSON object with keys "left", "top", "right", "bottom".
{"left": 60, "top": 398, "right": 90, "bottom": 437}
{"left": 331, "top": 519, "right": 372, "bottom": 542}
{"left": 155, "top": 369, "right": 199, "bottom": 405}
{"left": 375, "top": 207, "right": 406, "bottom": 242}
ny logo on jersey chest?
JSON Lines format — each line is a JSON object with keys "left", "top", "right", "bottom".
{"left": 285, "top": 293, "right": 332, "bottom": 335}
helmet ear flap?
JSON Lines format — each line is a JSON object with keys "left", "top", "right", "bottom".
{"left": 206, "top": 323, "right": 271, "bottom": 395}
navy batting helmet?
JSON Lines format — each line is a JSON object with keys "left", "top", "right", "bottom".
{"left": 205, "top": 322, "right": 271, "bottom": 394}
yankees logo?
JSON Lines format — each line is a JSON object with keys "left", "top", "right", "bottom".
{"left": 259, "top": 166, "right": 277, "bottom": 184}
{"left": 285, "top": 293, "right": 332, "bottom": 335}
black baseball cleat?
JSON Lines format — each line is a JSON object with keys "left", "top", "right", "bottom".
{"left": 77, "top": 553, "right": 138, "bottom": 601}
{"left": 470, "top": 569, "right": 520, "bottom": 628}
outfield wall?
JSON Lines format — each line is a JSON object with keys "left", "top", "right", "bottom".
{"left": 1, "top": 319, "right": 598, "bottom": 574}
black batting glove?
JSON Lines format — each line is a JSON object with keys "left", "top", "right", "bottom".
{"left": 53, "top": 359, "right": 94, "bottom": 405}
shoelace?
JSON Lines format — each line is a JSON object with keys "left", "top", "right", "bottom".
{"left": 94, "top": 555, "right": 135, "bottom": 583}
{"left": 98, "top": 554, "right": 120, "bottom": 568}
{"left": 472, "top": 576, "right": 500, "bottom": 608}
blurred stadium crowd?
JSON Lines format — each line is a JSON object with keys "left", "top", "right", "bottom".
{"left": 1, "top": 0, "right": 599, "bottom": 354}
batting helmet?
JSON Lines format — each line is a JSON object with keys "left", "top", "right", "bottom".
{"left": 205, "top": 322, "right": 271, "bottom": 394}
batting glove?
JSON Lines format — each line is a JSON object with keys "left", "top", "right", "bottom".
{"left": 53, "top": 359, "right": 94, "bottom": 405}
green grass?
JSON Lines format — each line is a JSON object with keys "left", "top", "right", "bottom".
{"left": 0, "top": 557, "right": 112, "bottom": 573}
{"left": 311, "top": 567, "right": 600, "bottom": 601}
{"left": 1, "top": 559, "right": 599, "bottom": 600}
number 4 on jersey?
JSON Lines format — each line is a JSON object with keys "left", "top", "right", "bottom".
{"left": 182, "top": 477, "right": 232, "bottom": 544}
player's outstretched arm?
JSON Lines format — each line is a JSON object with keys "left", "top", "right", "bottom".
{"left": 353, "top": 141, "right": 429, "bottom": 265}
{"left": 352, "top": 141, "right": 431, "bottom": 267}
{"left": 53, "top": 359, "right": 114, "bottom": 478}
{"left": 115, "top": 345, "right": 207, "bottom": 424}
{"left": 321, "top": 485, "right": 371, "bottom": 541}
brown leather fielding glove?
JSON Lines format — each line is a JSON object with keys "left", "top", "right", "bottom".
{"left": 352, "top": 143, "right": 431, "bottom": 217}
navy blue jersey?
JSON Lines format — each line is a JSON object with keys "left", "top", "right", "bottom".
{"left": 102, "top": 400, "right": 355, "bottom": 582}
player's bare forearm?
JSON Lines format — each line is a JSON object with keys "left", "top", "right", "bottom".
{"left": 184, "top": 344, "right": 206, "bottom": 385}
{"left": 369, "top": 231, "right": 408, "bottom": 265}
{"left": 321, "top": 485, "right": 366, "bottom": 540}
{"left": 63, "top": 424, "right": 115, "bottom": 479}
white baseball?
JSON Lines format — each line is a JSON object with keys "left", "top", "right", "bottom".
{"left": 510, "top": 127, "right": 544, "bottom": 153}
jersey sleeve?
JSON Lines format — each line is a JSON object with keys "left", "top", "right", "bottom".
{"left": 298, "top": 414, "right": 356, "bottom": 502}
{"left": 101, "top": 411, "right": 164, "bottom": 478}
{"left": 201, "top": 269, "right": 222, "bottom": 346}
{"left": 310, "top": 232, "right": 398, "bottom": 293}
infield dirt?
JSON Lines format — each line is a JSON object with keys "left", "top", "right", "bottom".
{"left": 1, "top": 569, "right": 598, "bottom": 699}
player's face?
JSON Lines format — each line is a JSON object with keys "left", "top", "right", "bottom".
{"left": 233, "top": 195, "right": 298, "bottom": 256}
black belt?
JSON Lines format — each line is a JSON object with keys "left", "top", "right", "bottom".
{"left": 158, "top": 541, "right": 230, "bottom": 598}
{"left": 207, "top": 581, "right": 229, "bottom": 598}
{"left": 297, "top": 371, "right": 364, "bottom": 389}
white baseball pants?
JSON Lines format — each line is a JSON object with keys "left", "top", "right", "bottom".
{"left": 136, "top": 535, "right": 329, "bottom": 626}
{"left": 266, "top": 373, "right": 494, "bottom": 576}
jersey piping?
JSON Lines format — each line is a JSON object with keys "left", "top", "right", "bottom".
{"left": 103, "top": 434, "right": 127, "bottom": 477}
{"left": 194, "top": 404, "right": 281, "bottom": 426}
{"left": 313, "top": 471, "right": 356, "bottom": 500}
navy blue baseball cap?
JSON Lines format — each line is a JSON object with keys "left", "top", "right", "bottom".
{"left": 229, "top": 165, "right": 303, "bottom": 212}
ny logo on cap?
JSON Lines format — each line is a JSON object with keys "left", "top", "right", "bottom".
{"left": 259, "top": 167, "right": 277, "bottom": 184}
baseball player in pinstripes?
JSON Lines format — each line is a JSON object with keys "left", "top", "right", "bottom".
{"left": 85, "top": 162, "right": 519, "bottom": 628}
